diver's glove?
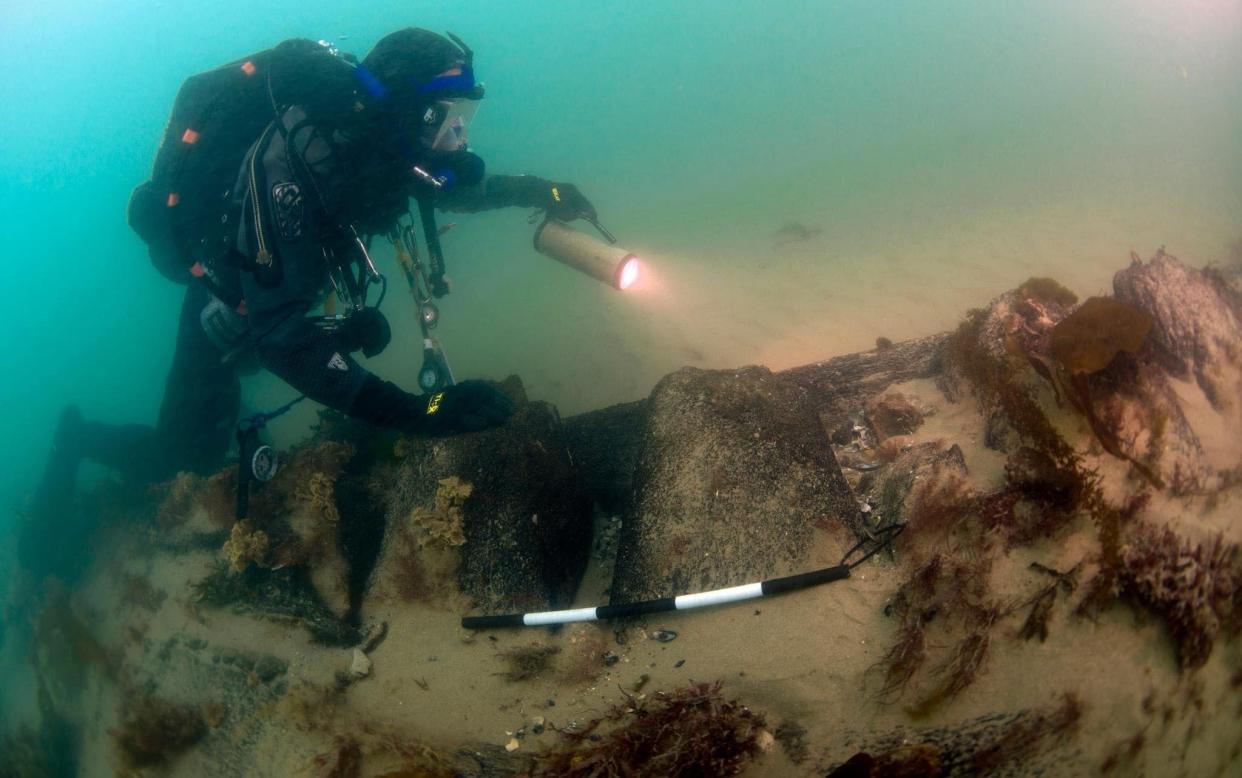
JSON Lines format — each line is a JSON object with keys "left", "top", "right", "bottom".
{"left": 350, "top": 375, "right": 515, "bottom": 436}
{"left": 544, "top": 182, "right": 597, "bottom": 222}
{"left": 500, "top": 175, "right": 597, "bottom": 222}
{"left": 342, "top": 308, "right": 391, "bottom": 358}
{"left": 420, "top": 380, "right": 516, "bottom": 434}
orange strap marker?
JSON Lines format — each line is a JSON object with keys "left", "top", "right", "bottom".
{"left": 241, "top": 61, "right": 256, "bottom": 76}
{"left": 181, "top": 128, "right": 200, "bottom": 145}
{"left": 190, "top": 262, "right": 206, "bottom": 277}
{"left": 166, "top": 192, "right": 181, "bottom": 207}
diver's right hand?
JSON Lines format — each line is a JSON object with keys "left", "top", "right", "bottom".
{"left": 511, "top": 176, "right": 597, "bottom": 222}
{"left": 544, "top": 182, "right": 597, "bottom": 223}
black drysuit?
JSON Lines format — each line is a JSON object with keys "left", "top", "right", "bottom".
{"left": 45, "top": 105, "right": 556, "bottom": 490}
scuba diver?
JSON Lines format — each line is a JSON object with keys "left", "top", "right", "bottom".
{"left": 23, "top": 28, "right": 599, "bottom": 577}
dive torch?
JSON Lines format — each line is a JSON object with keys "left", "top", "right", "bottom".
{"left": 533, "top": 217, "right": 640, "bottom": 291}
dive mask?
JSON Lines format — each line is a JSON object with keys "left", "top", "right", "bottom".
{"left": 419, "top": 97, "right": 480, "bottom": 152}
{"left": 415, "top": 66, "right": 484, "bottom": 153}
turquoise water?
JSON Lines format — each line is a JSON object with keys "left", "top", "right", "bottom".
{"left": 1, "top": 0, "right": 1239, "bottom": 640}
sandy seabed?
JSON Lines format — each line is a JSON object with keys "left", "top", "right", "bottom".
{"left": 8, "top": 371, "right": 1241, "bottom": 776}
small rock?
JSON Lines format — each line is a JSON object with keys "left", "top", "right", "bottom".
{"left": 602, "top": 651, "right": 620, "bottom": 666}
{"left": 650, "top": 629, "right": 678, "bottom": 643}
{"left": 674, "top": 659, "right": 685, "bottom": 668}
{"left": 530, "top": 716, "right": 546, "bottom": 734}
{"left": 349, "top": 648, "right": 372, "bottom": 678}
{"left": 757, "top": 729, "right": 776, "bottom": 753}
{"left": 505, "top": 737, "right": 520, "bottom": 752}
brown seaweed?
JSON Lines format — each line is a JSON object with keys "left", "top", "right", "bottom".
{"left": 532, "top": 681, "right": 766, "bottom": 777}
{"left": 874, "top": 512, "right": 998, "bottom": 705}
{"left": 1018, "top": 585, "right": 1058, "bottom": 643}
{"left": 1017, "top": 277, "right": 1079, "bottom": 308}
{"left": 874, "top": 618, "right": 929, "bottom": 703}
{"left": 947, "top": 306, "right": 1145, "bottom": 621}
{"left": 910, "top": 608, "right": 997, "bottom": 717}
{"left": 1115, "top": 523, "right": 1241, "bottom": 668}
{"left": 872, "top": 548, "right": 997, "bottom": 707}
{"left": 903, "top": 466, "right": 975, "bottom": 551}
{"left": 1065, "top": 371, "right": 1163, "bottom": 488}
{"left": 1016, "top": 562, "right": 1080, "bottom": 643}
{"left": 1046, "top": 297, "right": 1162, "bottom": 488}
{"left": 1048, "top": 297, "right": 1152, "bottom": 375}
{"left": 495, "top": 643, "right": 561, "bottom": 683}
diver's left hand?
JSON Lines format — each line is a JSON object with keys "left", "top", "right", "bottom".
{"left": 546, "top": 182, "right": 597, "bottom": 222}
{"left": 343, "top": 307, "right": 391, "bottom": 358}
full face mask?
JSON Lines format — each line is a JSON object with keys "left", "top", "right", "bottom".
{"left": 415, "top": 68, "right": 484, "bottom": 153}
{"left": 419, "top": 97, "right": 479, "bottom": 152}
{"left": 356, "top": 30, "right": 486, "bottom": 192}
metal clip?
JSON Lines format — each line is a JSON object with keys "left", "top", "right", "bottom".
{"left": 411, "top": 166, "right": 444, "bottom": 190}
